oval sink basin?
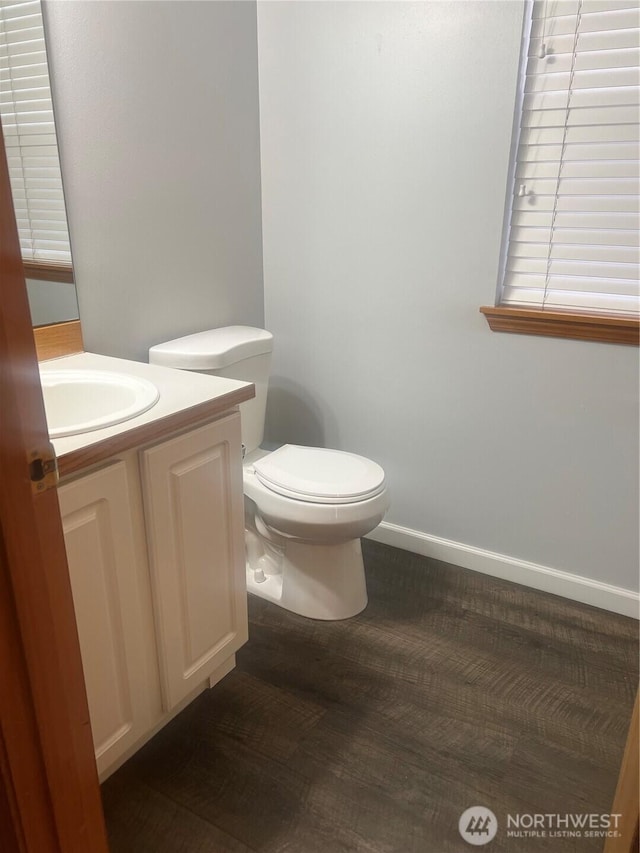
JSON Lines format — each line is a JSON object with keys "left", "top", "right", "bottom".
{"left": 40, "top": 369, "right": 160, "bottom": 438}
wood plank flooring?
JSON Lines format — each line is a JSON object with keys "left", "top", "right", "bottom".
{"left": 102, "top": 540, "right": 638, "bottom": 853}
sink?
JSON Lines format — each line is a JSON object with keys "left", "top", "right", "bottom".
{"left": 40, "top": 369, "right": 160, "bottom": 438}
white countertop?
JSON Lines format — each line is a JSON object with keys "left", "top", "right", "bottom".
{"left": 40, "top": 351, "right": 252, "bottom": 458}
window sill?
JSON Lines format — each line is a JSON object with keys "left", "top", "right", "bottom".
{"left": 480, "top": 306, "right": 639, "bottom": 346}
{"left": 23, "top": 261, "right": 74, "bottom": 284}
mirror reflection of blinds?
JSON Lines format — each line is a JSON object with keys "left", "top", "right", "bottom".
{"left": 0, "top": 0, "right": 71, "bottom": 265}
{"left": 502, "top": 0, "right": 640, "bottom": 315}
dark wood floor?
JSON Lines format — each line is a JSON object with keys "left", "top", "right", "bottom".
{"left": 102, "top": 540, "right": 638, "bottom": 853}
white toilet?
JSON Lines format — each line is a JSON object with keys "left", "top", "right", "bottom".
{"left": 149, "top": 326, "right": 389, "bottom": 620}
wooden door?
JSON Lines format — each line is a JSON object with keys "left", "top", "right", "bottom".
{"left": 605, "top": 690, "right": 639, "bottom": 853}
{"left": 0, "top": 117, "right": 109, "bottom": 850}
{"left": 140, "top": 414, "right": 248, "bottom": 710}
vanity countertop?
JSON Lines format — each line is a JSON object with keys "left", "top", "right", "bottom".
{"left": 41, "top": 352, "right": 254, "bottom": 477}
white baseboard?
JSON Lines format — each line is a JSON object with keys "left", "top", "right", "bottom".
{"left": 367, "top": 521, "right": 639, "bottom": 620}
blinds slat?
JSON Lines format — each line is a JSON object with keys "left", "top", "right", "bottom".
{"left": 504, "top": 272, "right": 639, "bottom": 297}
{"left": 3, "top": 109, "right": 54, "bottom": 124}
{"left": 526, "top": 66, "right": 640, "bottom": 91}
{"left": 522, "top": 104, "right": 639, "bottom": 128}
{"left": 524, "top": 85, "right": 640, "bottom": 111}
{"left": 513, "top": 177, "right": 638, "bottom": 195}
{"left": 517, "top": 140, "right": 639, "bottom": 162}
{"left": 1, "top": 89, "right": 55, "bottom": 106}
{"left": 11, "top": 198, "right": 65, "bottom": 211}
{"left": 2, "top": 132, "right": 61, "bottom": 147}
{"left": 530, "top": 8, "right": 640, "bottom": 39}
{"left": 527, "top": 46, "right": 640, "bottom": 75}
{"left": 516, "top": 159, "right": 639, "bottom": 179}
{"left": 22, "top": 218, "right": 70, "bottom": 232}
{"left": 22, "top": 237, "right": 72, "bottom": 249}
{"left": 509, "top": 225, "right": 639, "bottom": 247}
{"left": 1, "top": 99, "right": 55, "bottom": 115}
{"left": 508, "top": 256, "right": 639, "bottom": 281}
{"left": 508, "top": 240, "right": 639, "bottom": 263}
{"left": 22, "top": 248, "right": 72, "bottom": 262}
{"left": 519, "top": 123, "right": 639, "bottom": 145}
{"left": 0, "top": 57, "right": 47, "bottom": 75}
{"left": 529, "top": 25, "right": 640, "bottom": 56}
{"left": 0, "top": 73, "right": 50, "bottom": 90}
{"left": 573, "top": 1, "right": 639, "bottom": 14}
{"left": 10, "top": 187, "right": 66, "bottom": 200}
{"left": 512, "top": 194, "right": 640, "bottom": 213}
{"left": 1, "top": 16, "right": 43, "bottom": 36}
{"left": 532, "top": 1, "right": 640, "bottom": 18}
{"left": 0, "top": 40, "right": 47, "bottom": 57}
{"left": 501, "top": 285, "right": 639, "bottom": 314}
{"left": 511, "top": 208, "right": 640, "bottom": 229}
{"left": 10, "top": 167, "right": 66, "bottom": 181}
{"left": 0, "top": 1, "right": 45, "bottom": 19}
{"left": 0, "top": 25, "right": 44, "bottom": 45}
{"left": 1, "top": 73, "right": 49, "bottom": 87}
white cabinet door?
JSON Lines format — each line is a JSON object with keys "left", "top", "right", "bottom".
{"left": 58, "top": 462, "right": 154, "bottom": 776}
{"left": 141, "top": 413, "right": 248, "bottom": 711}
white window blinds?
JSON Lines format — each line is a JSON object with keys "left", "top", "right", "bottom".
{"left": 501, "top": 0, "right": 640, "bottom": 315}
{"left": 0, "top": 0, "right": 71, "bottom": 265}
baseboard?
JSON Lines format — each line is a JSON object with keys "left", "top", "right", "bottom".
{"left": 367, "top": 522, "right": 639, "bottom": 620}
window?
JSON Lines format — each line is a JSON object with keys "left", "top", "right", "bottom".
{"left": 0, "top": 0, "right": 72, "bottom": 283}
{"left": 482, "top": 0, "right": 639, "bottom": 344}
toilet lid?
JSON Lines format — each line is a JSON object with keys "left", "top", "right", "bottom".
{"left": 253, "top": 445, "right": 385, "bottom": 504}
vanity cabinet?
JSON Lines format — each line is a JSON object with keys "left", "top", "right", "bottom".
{"left": 57, "top": 410, "right": 247, "bottom": 778}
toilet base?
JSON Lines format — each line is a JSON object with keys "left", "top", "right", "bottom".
{"left": 246, "top": 537, "right": 368, "bottom": 621}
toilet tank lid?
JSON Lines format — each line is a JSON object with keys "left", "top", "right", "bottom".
{"left": 149, "top": 326, "right": 273, "bottom": 370}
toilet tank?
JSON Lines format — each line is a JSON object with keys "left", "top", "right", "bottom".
{"left": 149, "top": 327, "right": 273, "bottom": 453}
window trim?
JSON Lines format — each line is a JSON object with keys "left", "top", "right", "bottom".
{"left": 23, "top": 261, "right": 74, "bottom": 284}
{"left": 480, "top": 305, "right": 639, "bottom": 346}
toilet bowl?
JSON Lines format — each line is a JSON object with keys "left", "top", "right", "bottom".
{"left": 243, "top": 446, "right": 389, "bottom": 619}
{"left": 149, "top": 327, "right": 390, "bottom": 620}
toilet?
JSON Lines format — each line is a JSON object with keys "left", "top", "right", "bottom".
{"left": 149, "top": 327, "right": 389, "bottom": 620}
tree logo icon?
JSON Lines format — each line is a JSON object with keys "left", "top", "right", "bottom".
{"left": 458, "top": 806, "right": 498, "bottom": 846}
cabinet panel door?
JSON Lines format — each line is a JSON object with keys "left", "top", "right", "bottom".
{"left": 141, "top": 413, "right": 248, "bottom": 710}
{"left": 58, "top": 462, "right": 152, "bottom": 775}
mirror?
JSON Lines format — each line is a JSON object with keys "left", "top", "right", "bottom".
{"left": 0, "top": 0, "right": 79, "bottom": 327}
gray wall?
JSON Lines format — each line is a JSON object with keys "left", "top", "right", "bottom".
{"left": 258, "top": 1, "right": 639, "bottom": 592}
{"left": 44, "top": 0, "right": 264, "bottom": 362}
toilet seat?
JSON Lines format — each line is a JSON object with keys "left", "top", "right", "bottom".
{"left": 252, "top": 445, "right": 385, "bottom": 505}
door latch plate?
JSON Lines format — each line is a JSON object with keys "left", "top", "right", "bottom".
{"left": 29, "top": 444, "right": 59, "bottom": 494}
